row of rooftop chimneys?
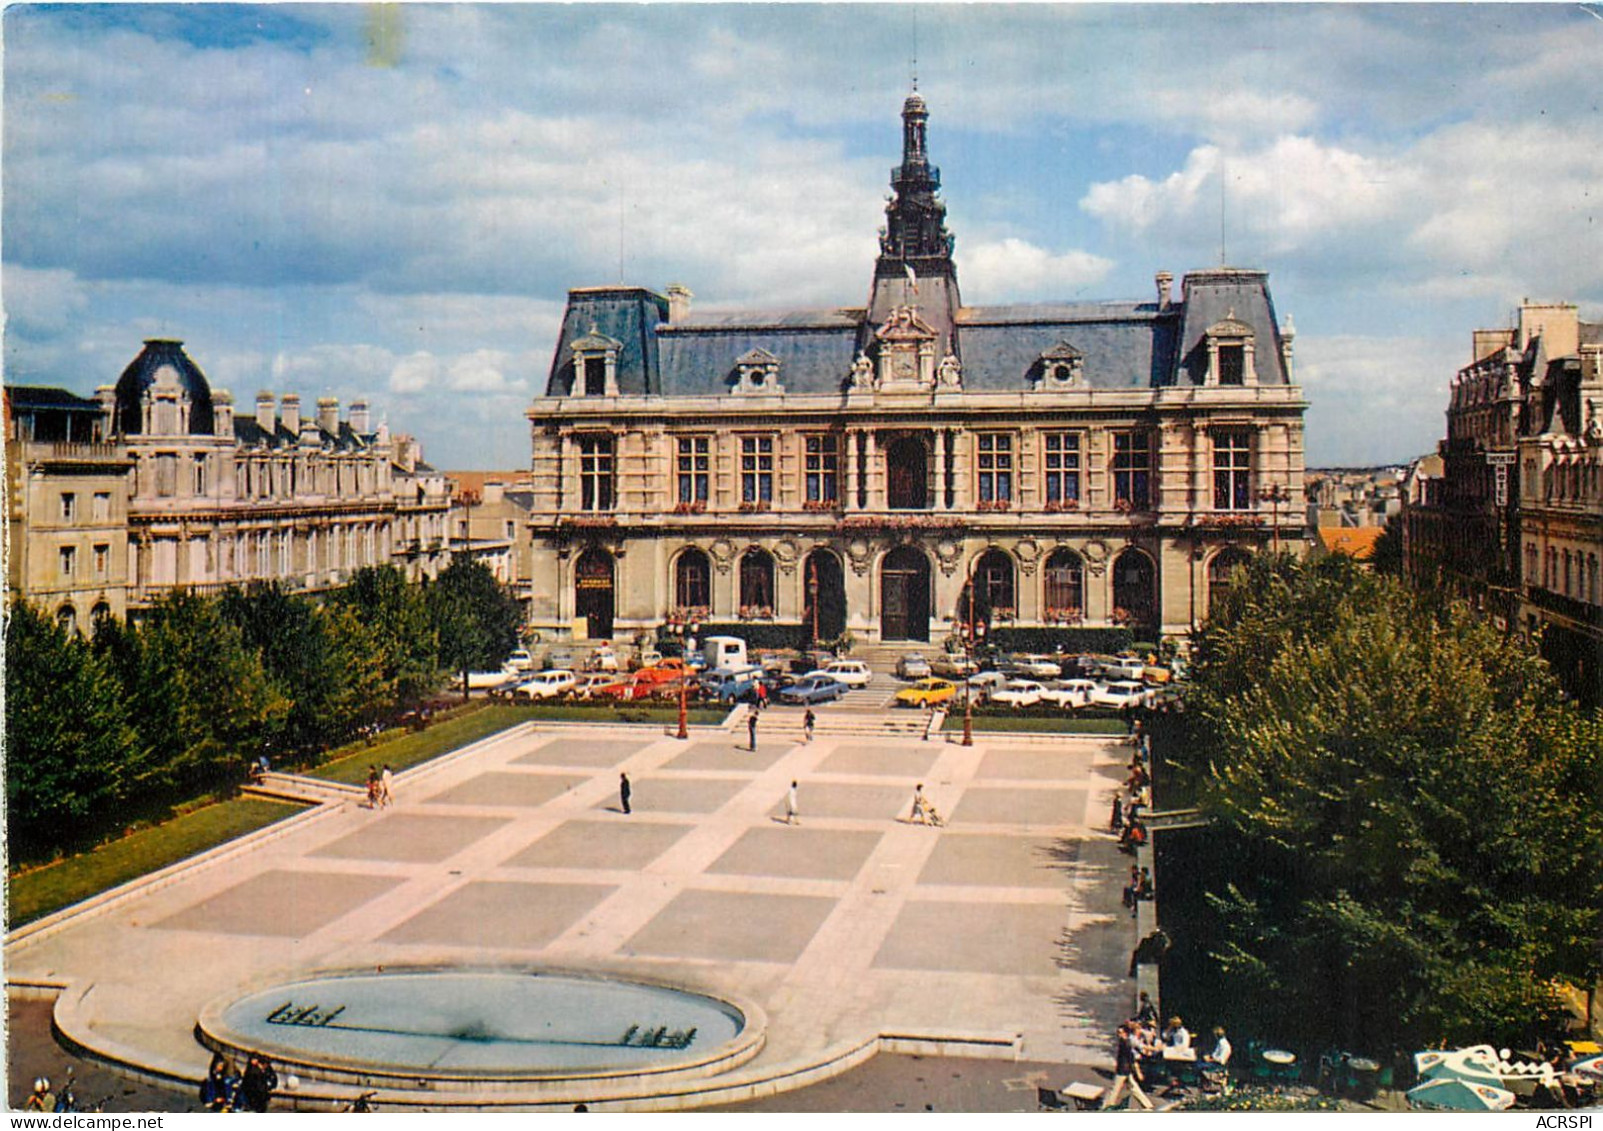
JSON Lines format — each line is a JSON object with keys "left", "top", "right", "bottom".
{"left": 252, "top": 392, "right": 371, "bottom": 436}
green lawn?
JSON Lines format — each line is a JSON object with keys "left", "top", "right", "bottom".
{"left": 6, "top": 797, "right": 299, "bottom": 928}
{"left": 7, "top": 701, "right": 729, "bottom": 927}
{"left": 942, "top": 714, "right": 1129, "bottom": 735}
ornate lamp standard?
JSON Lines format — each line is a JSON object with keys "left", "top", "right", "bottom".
{"left": 961, "top": 555, "right": 987, "bottom": 747}
{"left": 675, "top": 616, "right": 700, "bottom": 740}
{"left": 1259, "top": 484, "right": 1291, "bottom": 553}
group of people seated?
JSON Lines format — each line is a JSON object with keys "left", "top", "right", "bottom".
{"left": 1124, "top": 997, "right": 1233, "bottom": 1093}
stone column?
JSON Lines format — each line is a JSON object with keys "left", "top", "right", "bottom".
{"left": 934, "top": 429, "right": 948, "bottom": 510}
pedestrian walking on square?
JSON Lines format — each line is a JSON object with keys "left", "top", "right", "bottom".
{"left": 803, "top": 708, "right": 816, "bottom": 742}
{"left": 1102, "top": 1024, "right": 1154, "bottom": 1110}
{"left": 785, "top": 781, "right": 799, "bottom": 825}
{"left": 748, "top": 708, "right": 759, "bottom": 751}
{"left": 379, "top": 764, "right": 394, "bottom": 807}
{"left": 1110, "top": 793, "right": 1124, "bottom": 833}
{"left": 619, "top": 772, "right": 632, "bottom": 815}
{"left": 910, "top": 783, "right": 929, "bottom": 824}
{"left": 365, "top": 765, "right": 380, "bottom": 808}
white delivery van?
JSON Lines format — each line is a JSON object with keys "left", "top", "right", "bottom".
{"left": 701, "top": 636, "right": 748, "bottom": 672}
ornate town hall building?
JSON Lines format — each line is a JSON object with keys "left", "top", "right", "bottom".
{"left": 525, "top": 92, "right": 1308, "bottom": 647}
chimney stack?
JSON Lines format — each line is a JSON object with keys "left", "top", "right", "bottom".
{"left": 349, "top": 398, "right": 371, "bottom": 433}
{"left": 279, "top": 393, "right": 301, "bottom": 435}
{"left": 1156, "top": 271, "right": 1173, "bottom": 312}
{"left": 317, "top": 396, "right": 339, "bottom": 434}
{"left": 667, "top": 283, "right": 693, "bottom": 324}
{"left": 255, "top": 391, "right": 276, "bottom": 433}
{"left": 213, "top": 389, "right": 234, "bottom": 438}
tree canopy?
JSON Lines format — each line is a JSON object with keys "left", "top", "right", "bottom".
{"left": 1177, "top": 552, "right": 1602, "bottom": 1052}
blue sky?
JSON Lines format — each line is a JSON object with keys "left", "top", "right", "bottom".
{"left": 6, "top": 3, "right": 1601, "bottom": 470}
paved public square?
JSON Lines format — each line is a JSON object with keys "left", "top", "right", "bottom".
{"left": 5, "top": 717, "right": 1137, "bottom": 1109}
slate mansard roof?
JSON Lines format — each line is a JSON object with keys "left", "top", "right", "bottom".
{"left": 543, "top": 269, "right": 1289, "bottom": 398}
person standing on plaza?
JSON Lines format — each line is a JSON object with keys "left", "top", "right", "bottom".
{"left": 910, "top": 783, "right": 928, "bottom": 824}
{"left": 1102, "top": 1024, "right": 1154, "bottom": 1110}
{"left": 748, "top": 708, "right": 759, "bottom": 751}
{"left": 619, "top": 772, "right": 632, "bottom": 815}
{"left": 365, "top": 765, "right": 380, "bottom": 808}
{"left": 1110, "top": 793, "right": 1125, "bottom": 833}
{"left": 240, "top": 1054, "right": 278, "bottom": 1113}
{"left": 803, "top": 708, "right": 816, "bottom": 742}
{"left": 785, "top": 781, "right": 800, "bottom": 825}
{"left": 379, "top": 763, "right": 394, "bottom": 807}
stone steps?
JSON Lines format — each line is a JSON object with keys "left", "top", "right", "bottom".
{"left": 242, "top": 772, "right": 366, "bottom": 806}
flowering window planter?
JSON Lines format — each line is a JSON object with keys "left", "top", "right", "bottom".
{"left": 976, "top": 499, "right": 1013, "bottom": 513}
{"left": 1044, "top": 499, "right": 1079, "bottom": 513}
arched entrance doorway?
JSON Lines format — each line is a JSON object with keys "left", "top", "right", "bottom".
{"left": 880, "top": 545, "right": 931, "bottom": 641}
{"left": 958, "top": 549, "right": 1016, "bottom": 625}
{"left": 574, "top": 548, "right": 615, "bottom": 640}
{"left": 803, "top": 549, "right": 846, "bottom": 644}
{"left": 1112, "top": 548, "right": 1156, "bottom": 633}
{"left": 885, "top": 435, "right": 929, "bottom": 510}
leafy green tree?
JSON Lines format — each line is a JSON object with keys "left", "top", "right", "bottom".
{"left": 4, "top": 602, "right": 141, "bottom": 860}
{"left": 334, "top": 566, "right": 439, "bottom": 703}
{"left": 425, "top": 558, "right": 523, "bottom": 697}
{"left": 1177, "top": 553, "right": 1603, "bottom": 1053}
{"left": 1368, "top": 520, "right": 1404, "bottom": 576}
{"left": 114, "top": 592, "right": 286, "bottom": 792}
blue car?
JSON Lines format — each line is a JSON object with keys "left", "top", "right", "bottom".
{"left": 777, "top": 675, "right": 847, "bottom": 705}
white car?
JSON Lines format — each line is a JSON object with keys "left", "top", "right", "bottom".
{"left": 588, "top": 646, "right": 620, "bottom": 672}
{"left": 805, "top": 660, "right": 872, "bottom": 688}
{"left": 1013, "top": 655, "right": 1063, "bottom": 679}
{"left": 569, "top": 672, "right": 623, "bottom": 700}
{"left": 896, "top": 653, "right": 932, "bottom": 680}
{"left": 991, "top": 680, "right": 1046, "bottom": 707}
{"left": 1090, "top": 680, "right": 1153, "bottom": 709}
{"left": 504, "top": 648, "right": 535, "bottom": 673}
{"left": 513, "top": 670, "right": 578, "bottom": 700}
{"left": 1099, "top": 656, "right": 1148, "bottom": 681}
{"left": 1039, "top": 678, "right": 1099, "bottom": 709}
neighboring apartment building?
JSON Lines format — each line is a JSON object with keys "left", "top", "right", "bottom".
{"left": 1404, "top": 301, "right": 1602, "bottom": 704}
{"left": 4, "top": 386, "right": 134, "bottom": 632}
{"left": 6, "top": 339, "right": 454, "bottom": 626}
{"left": 523, "top": 91, "right": 1308, "bottom": 648}
{"left": 448, "top": 471, "right": 536, "bottom": 611}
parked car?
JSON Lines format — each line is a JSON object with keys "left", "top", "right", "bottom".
{"left": 777, "top": 675, "right": 849, "bottom": 705}
{"left": 966, "top": 669, "right": 1009, "bottom": 694}
{"left": 569, "top": 672, "right": 625, "bottom": 700}
{"left": 930, "top": 654, "right": 978, "bottom": 678}
{"left": 636, "top": 657, "right": 693, "bottom": 686}
{"left": 1012, "top": 654, "right": 1063, "bottom": 679}
{"left": 1039, "top": 678, "right": 1100, "bottom": 709}
{"left": 805, "top": 659, "right": 871, "bottom": 688}
{"left": 504, "top": 648, "right": 536, "bottom": 673}
{"left": 514, "top": 670, "right": 578, "bottom": 700}
{"left": 1099, "top": 655, "right": 1149, "bottom": 681}
{"left": 895, "top": 653, "right": 932, "bottom": 680}
{"left": 596, "top": 674, "right": 650, "bottom": 701}
{"left": 630, "top": 647, "right": 663, "bottom": 671}
{"left": 894, "top": 678, "right": 959, "bottom": 708}
{"left": 700, "top": 666, "right": 766, "bottom": 703}
{"left": 1090, "top": 680, "right": 1153, "bottom": 709}
{"left": 588, "top": 646, "right": 620, "bottom": 672}
{"left": 466, "top": 668, "right": 518, "bottom": 690}
{"left": 991, "top": 679, "right": 1046, "bottom": 708}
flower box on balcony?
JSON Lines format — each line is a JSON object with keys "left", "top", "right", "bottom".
{"left": 738, "top": 501, "right": 771, "bottom": 514}
{"left": 672, "top": 500, "right": 707, "bottom": 515}
{"left": 802, "top": 499, "right": 839, "bottom": 512}
{"left": 976, "top": 499, "right": 1012, "bottom": 513}
{"left": 1043, "top": 498, "right": 1080, "bottom": 514}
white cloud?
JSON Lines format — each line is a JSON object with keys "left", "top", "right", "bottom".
{"left": 3, "top": 264, "right": 89, "bottom": 335}
{"left": 1082, "top": 147, "right": 1220, "bottom": 234}
{"left": 957, "top": 238, "right": 1115, "bottom": 301}
{"left": 1296, "top": 332, "right": 1459, "bottom": 466}
{"left": 388, "top": 352, "right": 440, "bottom": 394}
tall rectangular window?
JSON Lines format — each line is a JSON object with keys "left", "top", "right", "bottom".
{"left": 976, "top": 433, "right": 1014, "bottom": 503}
{"left": 94, "top": 544, "right": 109, "bottom": 578}
{"left": 59, "top": 545, "right": 76, "bottom": 578}
{"left": 804, "top": 434, "right": 839, "bottom": 504}
{"left": 60, "top": 492, "right": 77, "bottom": 522}
{"left": 677, "top": 436, "right": 710, "bottom": 504}
{"left": 156, "top": 454, "right": 178, "bottom": 497}
{"left": 193, "top": 454, "right": 208, "bottom": 496}
{"left": 1112, "top": 432, "right": 1151, "bottom": 509}
{"left": 1218, "top": 344, "right": 1245, "bottom": 385}
{"left": 93, "top": 492, "right": 110, "bottom": 521}
{"left": 741, "top": 436, "right": 774, "bottom": 505}
{"left": 578, "top": 435, "right": 615, "bottom": 511}
{"left": 1042, "top": 433, "right": 1081, "bottom": 505}
{"left": 1212, "top": 430, "right": 1253, "bottom": 510}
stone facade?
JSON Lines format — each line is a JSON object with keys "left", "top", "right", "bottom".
{"left": 525, "top": 93, "right": 1308, "bottom": 649}
{"left": 1403, "top": 301, "right": 1603, "bottom": 704}
{"left": 6, "top": 340, "right": 454, "bottom": 627}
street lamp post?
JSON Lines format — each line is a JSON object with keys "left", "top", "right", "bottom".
{"left": 962, "top": 555, "right": 981, "bottom": 747}
{"left": 675, "top": 618, "right": 698, "bottom": 740}
{"left": 1259, "top": 484, "right": 1291, "bottom": 553}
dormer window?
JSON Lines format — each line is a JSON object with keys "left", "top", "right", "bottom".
{"left": 1033, "top": 342, "right": 1083, "bottom": 390}
{"left": 570, "top": 324, "right": 622, "bottom": 396}
{"left": 732, "top": 347, "right": 783, "bottom": 395}
{"left": 1205, "top": 312, "right": 1257, "bottom": 387}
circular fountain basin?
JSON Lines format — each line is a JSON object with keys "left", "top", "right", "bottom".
{"left": 199, "top": 969, "right": 757, "bottom": 1085}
